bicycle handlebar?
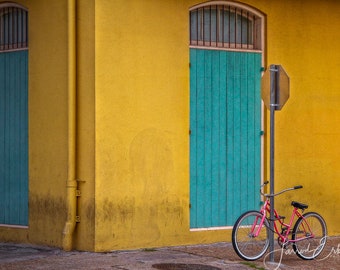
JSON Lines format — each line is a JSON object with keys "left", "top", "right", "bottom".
{"left": 260, "top": 181, "right": 303, "bottom": 197}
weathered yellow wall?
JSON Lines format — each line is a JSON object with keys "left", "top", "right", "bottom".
{"left": 27, "top": 0, "right": 69, "bottom": 246}
{"left": 94, "top": 0, "right": 340, "bottom": 251}
{"left": 1, "top": 0, "right": 339, "bottom": 252}
{"left": 25, "top": 0, "right": 95, "bottom": 250}
{"left": 95, "top": 0, "right": 193, "bottom": 251}
{"left": 0, "top": 0, "right": 67, "bottom": 245}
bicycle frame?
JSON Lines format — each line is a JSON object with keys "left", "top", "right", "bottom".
{"left": 253, "top": 198, "right": 315, "bottom": 245}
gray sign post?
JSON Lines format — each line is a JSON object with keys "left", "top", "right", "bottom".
{"left": 261, "top": 64, "right": 290, "bottom": 262}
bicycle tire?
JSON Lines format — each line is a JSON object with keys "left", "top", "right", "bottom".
{"left": 232, "top": 210, "right": 270, "bottom": 261}
{"left": 292, "top": 212, "right": 327, "bottom": 260}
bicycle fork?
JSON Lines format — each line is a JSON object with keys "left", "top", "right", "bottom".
{"left": 250, "top": 214, "right": 266, "bottom": 238}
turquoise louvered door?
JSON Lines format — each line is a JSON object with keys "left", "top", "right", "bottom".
{"left": 0, "top": 50, "right": 28, "bottom": 226}
{"left": 190, "top": 48, "right": 261, "bottom": 228}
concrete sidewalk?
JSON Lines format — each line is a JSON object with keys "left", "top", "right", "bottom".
{"left": 1, "top": 237, "right": 340, "bottom": 269}
{"left": 1, "top": 242, "right": 246, "bottom": 270}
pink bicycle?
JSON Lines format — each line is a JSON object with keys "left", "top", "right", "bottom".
{"left": 232, "top": 182, "right": 327, "bottom": 260}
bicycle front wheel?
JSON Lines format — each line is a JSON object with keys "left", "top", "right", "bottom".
{"left": 232, "top": 210, "right": 269, "bottom": 261}
{"left": 292, "top": 212, "right": 327, "bottom": 260}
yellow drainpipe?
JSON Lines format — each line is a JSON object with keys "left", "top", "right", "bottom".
{"left": 62, "top": 0, "right": 77, "bottom": 251}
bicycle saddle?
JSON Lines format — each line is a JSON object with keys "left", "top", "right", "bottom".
{"left": 291, "top": 201, "right": 308, "bottom": 210}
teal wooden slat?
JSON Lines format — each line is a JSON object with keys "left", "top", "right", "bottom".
{"left": 0, "top": 50, "right": 28, "bottom": 226}
{"left": 19, "top": 51, "right": 28, "bottom": 224}
{"left": 203, "top": 50, "right": 213, "bottom": 227}
{"left": 4, "top": 53, "right": 11, "bottom": 223}
{"left": 218, "top": 51, "right": 227, "bottom": 225}
{"left": 225, "top": 51, "right": 235, "bottom": 225}
{"left": 9, "top": 53, "right": 18, "bottom": 222}
{"left": 21, "top": 52, "right": 28, "bottom": 223}
{"left": 6, "top": 52, "right": 14, "bottom": 223}
{"left": 232, "top": 52, "right": 242, "bottom": 221}
{"left": 211, "top": 50, "right": 221, "bottom": 226}
{"left": 189, "top": 49, "right": 198, "bottom": 227}
{"left": 194, "top": 49, "right": 207, "bottom": 227}
{"left": 0, "top": 54, "right": 5, "bottom": 223}
{"left": 246, "top": 53, "right": 256, "bottom": 208}
{"left": 239, "top": 52, "right": 249, "bottom": 213}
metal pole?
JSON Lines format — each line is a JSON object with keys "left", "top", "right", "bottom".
{"left": 269, "top": 104, "right": 275, "bottom": 261}
{"left": 269, "top": 65, "right": 278, "bottom": 262}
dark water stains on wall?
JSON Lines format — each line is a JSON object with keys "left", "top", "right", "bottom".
{"left": 30, "top": 194, "right": 67, "bottom": 221}
{"left": 98, "top": 197, "right": 135, "bottom": 223}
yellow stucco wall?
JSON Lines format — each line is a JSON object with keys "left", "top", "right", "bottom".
{"left": 1, "top": 0, "right": 339, "bottom": 252}
{"left": 29, "top": 0, "right": 70, "bottom": 247}
{"left": 0, "top": 0, "right": 70, "bottom": 246}
{"left": 94, "top": 0, "right": 340, "bottom": 251}
{"left": 94, "top": 0, "right": 195, "bottom": 250}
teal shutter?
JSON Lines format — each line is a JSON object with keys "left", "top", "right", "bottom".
{"left": 190, "top": 48, "right": 261, "bottom": 228}
{"left": 0, "top": 50, "right": 28, "bottom": 226}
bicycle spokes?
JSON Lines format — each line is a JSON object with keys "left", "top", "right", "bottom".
{"left": 292, "top": 212, "right": 327, "bottom": 260}
{"left": 232, "top": 211, "right": 270, "bottom": 261}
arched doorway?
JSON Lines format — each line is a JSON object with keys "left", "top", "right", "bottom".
{"left": 0, "top": 3, "right": 28, "bottom": 226}
{"left": 189, "top": 2, "right": 265, "bottom": 228}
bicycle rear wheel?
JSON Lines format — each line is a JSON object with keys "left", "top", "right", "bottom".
{"left": 292, "top": 212, "right": 327, "bottom": 260}
{"left": 232, "top": 210, "right": 269, "bottom": 261}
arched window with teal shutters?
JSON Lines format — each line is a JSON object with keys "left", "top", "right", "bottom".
{"left": 189, "top": 2, "right": 264, "bottom": 229}
{"left": 0, "top": 3, "right": 28, "bottom": 226}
